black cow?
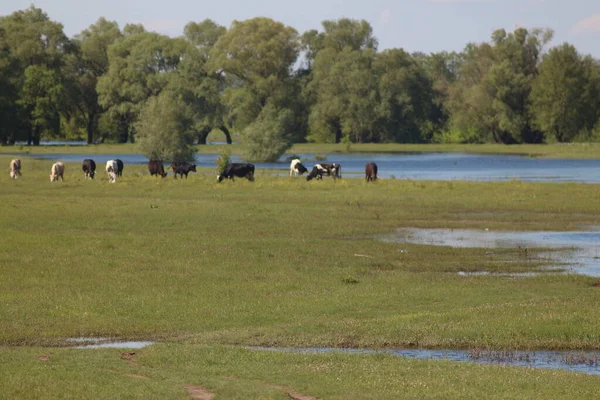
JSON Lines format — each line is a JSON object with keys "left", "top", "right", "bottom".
{"left": 365, "top": 162, "right": 378, "bottom": 182}
{"left": 171, "top": 162, "right": 197, "bottom": 179}
{"left": 217, "top": 163, "right": 255, "bottom": 182}
{"left": 82, "top": 159, "right": 96, "bottom": 179}
{"left": 306, "top": 163, "right": 342, "bottom": 181}
{"left": 148, "top": 160, "right": 167, "bottom": 178}
{"left": 115, "top": 159, "right": 124, "bottom": 177}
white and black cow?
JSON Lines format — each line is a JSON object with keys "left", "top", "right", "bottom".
{"left": 9, "top": 159, "right": 21, "bottom": 179}
{"left": 106, "top": 160, "right": 118, "bottom": 183}
{"left": 217, "top": 163, "right": 255, "bottom": 182}
{"left": 306, "top": 163, "right": 342, "bottom": 181}
{"left": 82, "top": 159, "right": 96, "bottom": 179}
{"left": 289, "top": 158, "right": 308, "bottom": 177}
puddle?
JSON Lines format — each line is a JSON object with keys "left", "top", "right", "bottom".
{"left": 251, "top": 347, "right": 600, "bottom": 375}
{"left": 380, "top": 228, "right": 600, "bottom": 277}
{"left": 65, "top": 337, "right": 154, "bottom": 349}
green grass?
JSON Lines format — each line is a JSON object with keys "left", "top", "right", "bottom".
{"left": 4, "top": 142, "right": 600, "bottom": 158}
{"left": 2, "top": 344, "right": 600, "bottom": 399}
{"left": 3, "top": 155, "right": 600, "bottom": 398}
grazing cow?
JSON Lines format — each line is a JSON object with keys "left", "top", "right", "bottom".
{"left": 82, "top": 159, "right": 96, "bottom": 179}
{"left": 171, "top": 162, "right": 197, "bottom": 179}
{"left": 365, "top": 162, "right": 378, "bottom": 182}
{"left": 290, "top": 159, "right": 308, "bottom": 177}
{"left": 50, "top": 162, "right": 65, "bottom": 182}
{"left": 115, "top": 159, "right": 124, "bottom": 177}
{"left": 217, "top": 163, "right": 255, "bottom": 182}
{"left": 148, "top": 160, "right": 167, "bottom": 178}
{"left": 9, "top": 159, "right": 21, "bottom": 179}
{"left": 106, "top": 160, "right": 118, "bottom": 183}
{"left": 306, "top": 163, "right": 342, "bottom": 181}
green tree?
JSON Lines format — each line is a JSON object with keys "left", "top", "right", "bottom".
{"left": 135, "top": 92, "right": 195, "bottom": 162}
{"left": 0, "top": 6, "right": 73, "bottom": 144}
{"left": 97, "top": 26, "right": 189, "bottom": 142}
{"left": 207, "top": 17, "right": 300, "bottom": 159}
{"left": 66, "top": 18, "right": 122, "bottom": 144}
{"left": 243, "top": 105, "right": 295, "bottom": 162}
{"left": 530, "top": 44, "right": 600, "bottom": 142}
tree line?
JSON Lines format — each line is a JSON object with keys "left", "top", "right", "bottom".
{"left": 1, "top": 6, "right": 599, "bottom": 161}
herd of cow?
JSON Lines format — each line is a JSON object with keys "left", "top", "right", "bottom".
{"left": 8, "top": 158, "right": 379, "bottom": 182}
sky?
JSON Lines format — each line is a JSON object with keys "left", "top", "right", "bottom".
{"left": 2, "top": 0, "right": 599, "bottom": 57}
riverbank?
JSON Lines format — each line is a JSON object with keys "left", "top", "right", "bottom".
{"left": 3, "top": 142, "right": 600, "bottom": 159}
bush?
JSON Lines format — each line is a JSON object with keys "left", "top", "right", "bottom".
{"left": 242, "top": 106, "right": 294, "bottom": 162}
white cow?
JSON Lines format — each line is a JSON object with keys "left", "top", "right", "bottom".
{"left": 9, "top": 159, "right": 21, "bottom": 179}
{"left": 106, "top": 160, "right": 118, "bottom": 183}
{"left": 289, "top": 158, "right": 308, "bottom": 177}
{"left": 50, "top": 162, "right": 65, "bottom": 182}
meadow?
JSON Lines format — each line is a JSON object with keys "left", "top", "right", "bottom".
{"left": 2, "top": 153, "right": 600, "bottom": 399}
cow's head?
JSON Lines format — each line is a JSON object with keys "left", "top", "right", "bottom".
{"left": 190, "top": 164, "right": 197, "bottom": 172}
{"left": 217, "top": 174, "right": 224, "bottom": 182}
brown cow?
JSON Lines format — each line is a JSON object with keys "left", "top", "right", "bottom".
{"left": 50, "top": 162, "right": 65, "bottom": 182}
{"left": 365, "top": 162, "right": 378, "bottom": 182}
{"left": 9, "top": 159, "right": 21, "bottom": 179}
{"left": 148, "top": 160, "right": 167, "bottom": 177}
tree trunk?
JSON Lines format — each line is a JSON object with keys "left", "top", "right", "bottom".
{"left": 87, "top": 113, "right": 95, "bottom": 144}
{"left": 196, "top": 126, "right": 211, "bottom": 144}
{"left": 219, "top": 125, "right": 233, "bottom": 144}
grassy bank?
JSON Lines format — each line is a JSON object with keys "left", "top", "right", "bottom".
{"left": 3, "top": 155, "right": 600, "bottom": 397}
{"left": 2, "top": 344, "right": 600, "bottom": 399}
{"left": 3, "top": 142, "right": 600, "bottom": 158}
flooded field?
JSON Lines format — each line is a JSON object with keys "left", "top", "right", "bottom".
{"left": 380, "top": 228, "right": 600, "bottom": 277}
{"left": 252, "top": 347, "right": 600, "bottom": 375}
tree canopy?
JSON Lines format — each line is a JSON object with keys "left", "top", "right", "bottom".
{"left": 2, "top": 7, "right": 600, "bottom": 159}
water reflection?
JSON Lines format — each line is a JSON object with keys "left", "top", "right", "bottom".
{"left": 66, "top": 337, "right": 154, "bottom": 349}
{"left": 251, "top": 346, "right": 600, "bottom": 375}
{"left": 380, "top": 228, "right": 600, "bottom": 277}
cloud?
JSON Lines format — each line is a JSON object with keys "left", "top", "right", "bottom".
{"left": 571, "top": 14, "right": 600, "bottom": 35}
{"left": 380, "top": 8, "right": 391, "bottom": 25}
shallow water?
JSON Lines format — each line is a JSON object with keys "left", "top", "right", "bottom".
{"left": 380, "top": 228, "right": 600, "bottom": 277}
{"left": 15, "top": 152, "right": 600, "bottom": 183}
{"left": 66, "top": 337, "right": 154, "bottom": 349}
{"left": 251, "top": 347, "right": 600, "bottom": 375}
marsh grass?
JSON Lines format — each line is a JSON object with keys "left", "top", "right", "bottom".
{"left": 2, "top": 344, "right": 600, "bottom": 399}
{"left": 4, "top": 155, "right": 600, "bottom": 397}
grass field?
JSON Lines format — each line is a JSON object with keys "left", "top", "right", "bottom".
{"left": 4, "top": 141, "right": 600, "bottom": 159}
{"left": 3, "top": 155, "right": 600, "bottom": 398}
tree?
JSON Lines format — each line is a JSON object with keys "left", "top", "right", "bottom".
{"left": 207, "top": 17, "right": 300, "bottom": 159}
{"left": 530, "top": 44, "right": 600, "bottom": 142}
{"left": 97, "top": 27, "right": 189, "bottom": 142}
{"left": 0, "top": 6, "right": 73, "bottom": 144}
{"left": 135, "top": 92, "right": 195, "bottom": 162}
{"left": 66, "top": 18, "right": 122, "bottom": 144}
{"left": 243, "top": 105, "right": 294, "bottom": 162}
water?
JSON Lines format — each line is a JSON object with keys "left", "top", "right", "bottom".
{"left": 380, "top": 228, "right": 600, "bottom": 277}
{"left": 16, "top": 152, "right": 600, "bottom": 182}
{"left": 251, "top": 347, "right": 600, "bottom": 375}
{"left": 66, "top": 337, "right": 154, "bottom": 349}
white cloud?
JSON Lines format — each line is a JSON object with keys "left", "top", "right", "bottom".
{"left": 571, "top": 14, "right": 600, "bottom": 35}
{"left": 380, "top": 8, "right": 391, "bottom": 25}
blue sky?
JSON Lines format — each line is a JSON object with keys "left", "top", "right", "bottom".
{"left": 2, "top": 0, "right": 599, "bottom": 57}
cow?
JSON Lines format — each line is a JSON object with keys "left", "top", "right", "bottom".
{"left": 115, "top": 159, "right": 124, "bottom": 177}
{"left": 171, "top": 162, "right": 197, "bottom": 179}
{"left": 106, "top": 160, "right": 118, "bottom": 183}
{"left": 365, "top": 162, "right": 378, "bottom": 182}
{"left": 50, "top": 162, "right": 65, "bottom": 182}
{"left": 9, "top": 159, "right": 21, "bottom": 179}
{"left": 82, "top": 159, "right": 96, "bottom": 179}
{"left": 148, "top": 160, "right": 167, "bottom": 178}
{"left": 290, "top": 158, "right": 308, "bottom": 177}
{"left": 306, "top": 163, "right": 342, "bottom": 181}
{"left": 217, "top": 163, "right": 255, "bottom": 182}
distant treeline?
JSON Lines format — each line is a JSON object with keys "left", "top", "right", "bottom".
{"left": 1, "top": 6, "right": 600, "bottom": 160}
